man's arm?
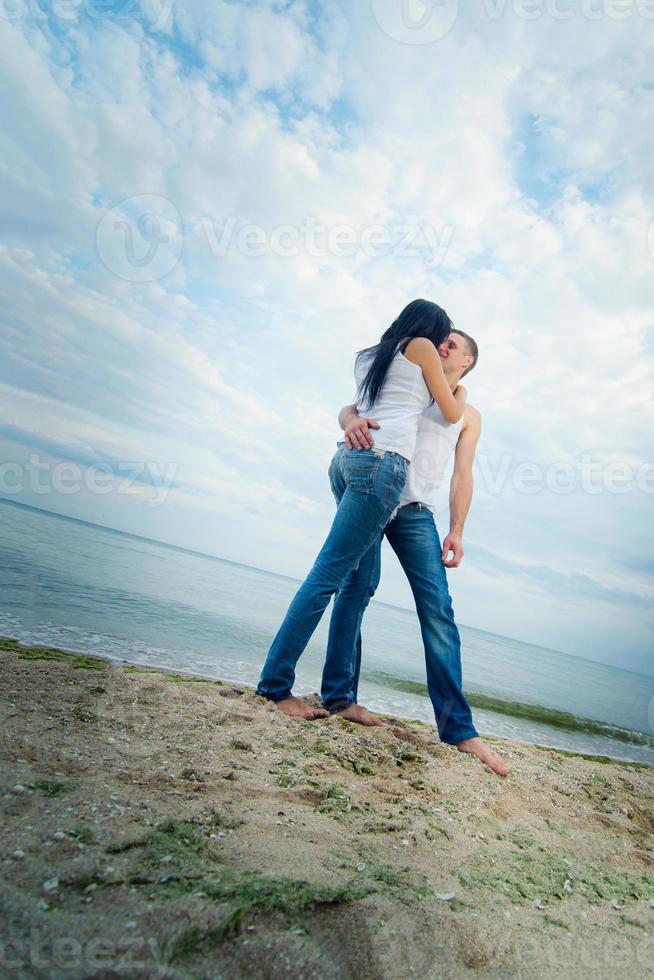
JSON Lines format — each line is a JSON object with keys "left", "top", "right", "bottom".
{"left": 441, "top": 405, "right": 481, "bottom": 568}
{"left": 338, "top": 404, "right": 380, "bottom": 450}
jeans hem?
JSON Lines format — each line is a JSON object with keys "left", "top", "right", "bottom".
{"left": 441, "top": 730, "right": 480, "bottom": 746}
{"left": 256, "top": 688, "right": 292, "bottom": 703}
{"left": 323, "top": 698, "right": 356, "bottom": 714}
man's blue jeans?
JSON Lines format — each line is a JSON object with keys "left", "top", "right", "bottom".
{"left": 321, "top": 503, "right": 479, "bottom": 745}
{"left": 256, "top": 443, "right": 407, "bottom": 702}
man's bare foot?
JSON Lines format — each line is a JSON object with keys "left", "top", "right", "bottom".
{"left": 334, "top": 704, "right": 387, "bottom": 727}
{"left": 274, "top": 696, "right": 329, "bottom": 720}
{"left": 456, "top": 737, "right": 510, "bottom": 776}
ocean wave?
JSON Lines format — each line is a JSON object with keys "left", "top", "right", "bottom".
{"left": 363, "top": 670, "right": 654, "bottom": 748}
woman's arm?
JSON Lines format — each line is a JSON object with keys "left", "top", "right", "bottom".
{"left": 402, "top": 337, "right": 466, "bottom": 423}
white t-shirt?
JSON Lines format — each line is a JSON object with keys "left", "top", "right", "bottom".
{"left": 352, "top": 347, "right": 432, "bottom": 462}
{"left": 399, "top": 402, "right": 464, "bottom": 510}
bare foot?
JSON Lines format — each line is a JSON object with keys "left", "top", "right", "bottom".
{"left": 456, "top": 737, "right": 510, "bottom": 776}
{"left": 334, "top": 704, "right": 387, "bottom": 727}
{"left": 274, "top": 696, "right": 329, "bottom": 720}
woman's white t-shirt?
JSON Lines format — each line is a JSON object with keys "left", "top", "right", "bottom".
{"left": 352, "top": 346, "right": 432, "bottom": 463}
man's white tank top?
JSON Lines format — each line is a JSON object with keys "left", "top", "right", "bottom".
{"left": 399, "top": 402, "right": 464, "bottom": 510}
{"left": 354, "top": 345, "right": 432, "bottom": 462}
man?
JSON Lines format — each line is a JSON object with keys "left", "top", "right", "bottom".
{"left": 322, "top": 330, "right": 509, "bottom": 777}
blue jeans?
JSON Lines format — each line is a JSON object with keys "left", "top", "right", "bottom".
{"left": 321, "top": 503, "right": 479, "bottom": 745}
{"left": 256, "top": 443, "right": 407, "bottom": 702}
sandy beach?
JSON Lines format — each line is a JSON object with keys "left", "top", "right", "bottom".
{"left": 1, "top": 635, "right": 653, "bottom": 979}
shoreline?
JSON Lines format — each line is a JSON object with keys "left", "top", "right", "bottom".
{"left": 3, "top": 494, "right": 650, "bottom": 694}
{"left": 365, "top": 669, "right": 653, "bottom": 753}
{"left": 1, "top": 635, "right": 653, "bottom": 977}
{"left": 3, "top": 633, "right": 650, "bottom": 770}
{"left": 109, "top": 660, "right": 654, "bottom": 771}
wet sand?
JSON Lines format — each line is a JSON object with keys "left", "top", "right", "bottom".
{"left": 1, "top": 636, "right": 653, "bottom": 978}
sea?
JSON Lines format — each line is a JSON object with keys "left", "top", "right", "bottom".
{"left": 1, "top": 497, "right": 652, "bottom": 767}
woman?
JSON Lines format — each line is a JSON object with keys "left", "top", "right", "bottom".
{"left": 256, "top": 298, "right": 466, "bottom": 717}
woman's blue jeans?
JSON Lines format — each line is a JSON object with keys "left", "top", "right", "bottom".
{"left": 321, "top": 503, "right": 479, "bottom": 746}
{"left": 256, "top": 443, "right": 408, "bottom": 702}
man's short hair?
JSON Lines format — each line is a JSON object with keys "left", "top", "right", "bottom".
{"left": 451, "top": 329, "right": 478, "bottom": 379}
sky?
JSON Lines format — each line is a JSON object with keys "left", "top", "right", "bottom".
{"left": 0, "top": 0, "right": 652, "bottom": 676}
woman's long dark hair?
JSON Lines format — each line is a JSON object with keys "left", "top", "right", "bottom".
{"left": 355, "top": 298, "right": 453, "bottom": 408}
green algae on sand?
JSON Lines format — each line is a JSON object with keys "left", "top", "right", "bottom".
{"left": 0, "top": 636, "right": 107, "bottom": 670}
{"left": 456, "top": 843, "right": 654, "bottom": 904}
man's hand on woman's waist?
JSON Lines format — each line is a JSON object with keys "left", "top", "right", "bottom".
{"left": 344, "top": 414, "right": 380, "bottom": 450}
{"left": 339, "top": 404, "right": 381, "bottom": 450}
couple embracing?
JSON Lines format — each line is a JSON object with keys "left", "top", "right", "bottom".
{"left": 257, "top": 299, "right": 509, "bottom": 778}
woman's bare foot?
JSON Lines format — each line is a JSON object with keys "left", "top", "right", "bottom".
{"left": 274, "top": 696, "right": 329, "bottom": 720}
{"left": 334, "top": 704, "right": 387, "bottom": 727}
{"left": 456, "top": 736, "right": 510, "bottom": 776}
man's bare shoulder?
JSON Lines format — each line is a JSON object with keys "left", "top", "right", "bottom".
{"left": 463, "top": 403, "right": 481, "bottom": 427}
